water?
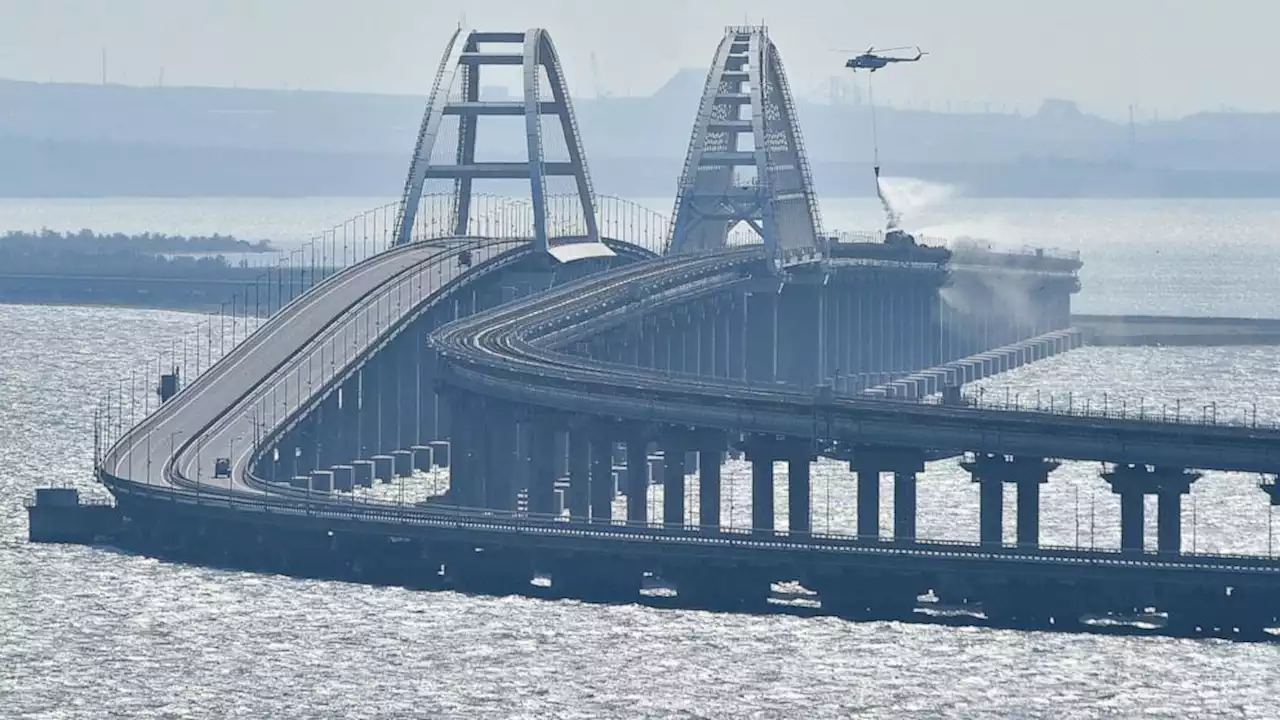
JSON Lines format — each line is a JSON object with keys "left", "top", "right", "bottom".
{"left": 4, "top": 197, "right": 1280, "bottom": 718}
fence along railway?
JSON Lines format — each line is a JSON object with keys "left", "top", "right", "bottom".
{"left": 27, "top": 26, "right": 1280, "bottom": 641}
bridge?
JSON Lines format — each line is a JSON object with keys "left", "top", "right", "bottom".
{"left": 55, "top": 26, "right": 1280, "bottom": 640}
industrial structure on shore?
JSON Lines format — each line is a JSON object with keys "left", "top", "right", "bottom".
{"left": 29, "top": 26, "right": 1280, "bottom": 641}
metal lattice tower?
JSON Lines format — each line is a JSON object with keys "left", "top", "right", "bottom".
{"left": 668, "top": 26, "right": 824, "bottom": 262}
{"left": 393, "top": 28, "right": 611, "bottom": 261}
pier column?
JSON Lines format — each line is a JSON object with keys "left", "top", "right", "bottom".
{"left": 726, "top": 296, "right": 745, "bottom": 380}
{"left": 486, "top": 412, "right": 518, "bottom": 512}
{"left": 445, "top": 391, "right": 476, "bottom": 506}
{"left": 527, "top": 419, "right": 558, "bottom": 517}
{"left": 698, "top": 432, "right": 725, "bottom": 530}
{"left": 788, "top": 448, "right": 813, "bottom": 536}
{"left": 893, "top": 470, "right": 918, "bottom": 541}
{"left": 590, "top": 432, "right": 614, "bottom": 523}
{"left": 1104, "top": 464, "right": 1199, "bottom": 554}
{"left": 681, "top": 314, "right": 699, "bottom": 374}
{"left": 745, "top": 290, "right": 778, "bottom": 384}
{"left": 850, "top": 448, "right": 926, "bottom": 542}
{"left": 625, "top": 432, "right": 650, "bottom": 524}
{"left": 567, "top": 425, "right": 591, "bottom": 520}
{"left": 850, "top": 465, "right": 881, "bottom": 540}
{"left": 961, "top": 454, "right": 1059, "bottom": 548}
{"left": 743, "top": 436, "right": 785, "bottom": 535}
{"left": 661, "top": 433, "right": 688, "bottom": 528}
{"left": 779, "top": 283, "right": 821, "bottom": 387}
{"left": 698, "top": 307, "right": 716, "bottom": 377}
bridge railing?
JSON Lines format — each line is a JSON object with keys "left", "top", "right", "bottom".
{"left": 92, "top": 194, "right": 535, "bottom": 470}
{"left": 902, "top": 387, "right": 1279, "bottom": 432}
{"left": 99, "top": 475, "right": 1280, "bottom": 568}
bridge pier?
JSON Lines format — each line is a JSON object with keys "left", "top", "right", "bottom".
{"left": 778, "top": 283, "right": 822, "bottom": 387}
{"left": 849, "top": 449, "right": 927, "bottom": 542}
{"left": 697, "top": 306, "right": 716, "bottom": 377}
{"left": 743, "top": 444, "right": 776, "bottom": 536}
{"left": 1103, "top": 464, "right": 1200, "bottom": 554}
{"left": 527, "top": 419, "right": 559, "bottom": 517}
{"left": 745, "top": 290, "right": 778, "bottom": 384}
{"left": 961, "top": 454, "right": 1060, "bottom": 548}
{"left": 697, "top": 432, "right": 726, "bottom": 530}
{"left": 788, "top": 448, "right": 813, "bottom": 536}
{"left": 566, "top": 426, "right": 591, "bottom": 520}
{"left": 626, "top": 431, "right": 650, "bottom": 524}
{"left": 589, "top": 432, "right": 613, "bottom": 523}
{"left": 661, "top": 433, "right": 688, "bottom": 528}
{"left": 486, "top": 414, "right": 518, "bottom": 512}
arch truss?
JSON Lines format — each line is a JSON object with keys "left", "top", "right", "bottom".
{"left": 393, "top": 28, "right": 611, "bottom": 262}
{"left": 668, "top": 26, "right": 824, "bottom": 262}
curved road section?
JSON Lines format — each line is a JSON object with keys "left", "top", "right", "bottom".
{"left": 100, "top": 237, "right": 523, "bottom": 497}
{"left": 434, "top": 250, "right": 1280, "bottom": 474}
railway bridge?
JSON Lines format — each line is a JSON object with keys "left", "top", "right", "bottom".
{"left": 73, "top": 27, "right": 1280, "bottom": 640}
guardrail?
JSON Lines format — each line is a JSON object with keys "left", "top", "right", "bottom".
{"left": 100, "top": 474, "right": 1280, "bottom": 573}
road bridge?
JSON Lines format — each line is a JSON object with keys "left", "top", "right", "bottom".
{"left": 64, "top": 26, "right": 1280, "bottom": 640}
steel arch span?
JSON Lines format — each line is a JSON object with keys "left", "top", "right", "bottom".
{"left": 668, "top": 26, "right": 824, "bottom": 263}
{"left": 393, "top": 28, "right": 610, "bottom": 262}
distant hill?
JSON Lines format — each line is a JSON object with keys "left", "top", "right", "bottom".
{"left": 4, "top": 76, "right": 1280, "bottom": 197}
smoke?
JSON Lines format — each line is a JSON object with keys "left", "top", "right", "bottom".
{"left": 874, "top": 173, "right": 901, "bottom": 231}
{"left": 873, "top": 175, "right": 957, "bottom": 232}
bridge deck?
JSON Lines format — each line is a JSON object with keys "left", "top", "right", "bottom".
{"left": 102, "top": 238, "right": 523, "bottom": 496}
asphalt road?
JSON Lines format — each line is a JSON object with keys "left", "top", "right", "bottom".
{"left": 102, "top": 237, "right": 523, "bottom": 496}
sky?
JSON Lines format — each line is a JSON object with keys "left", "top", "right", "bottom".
{"left": 1, "top": 0, "right": 1276, "bottom": 119}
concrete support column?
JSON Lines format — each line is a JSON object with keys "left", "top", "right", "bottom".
{"left": 358, "top": 364, "right": 380, "bottom": 459}
{"left": 750, "top": 457, "right": 774, "bottom": 535}
{"left": 855, "top": 469, "right": 881, "bottom": 540}
{"left": 639, "top": 324, "right": 656, "bottom": 369}
{"left": 893, "top": 470, "right": 917, "bottom": 541}
{"left": 977, "top": 477, "right": 1003, "bottom": 546}
{"left": 698, "top": 310, "right": 716, "bottom": 377}
{"left": 417, "top": 328, "right": 440, "bottom": 444}
{"left": 567, "top": 427, "right": 591, "bottom": 520}
{"left": 486, "top": 413, "right": 517, "bottom": 512}
{"left": 1157, "top": 489, "right": 1183, "bottom": 554}
{"left": 779, "top": 283, "right": 821, "bottom": 387}
{"left": 698, "top": 434, "right": 724, "bottom": 530}
{"left": 1117, "top": 489, "right": 1145, "bottom": 552}
{"left": 654, "top": 321, "right": 672, "bottom": 372}
{"left": 681, "top": 318, "right": 699, "bottom": 374}
{"left": 446, "top": 393, "right": 475, "bottom": 507}
{"left": 527, "top": 421, "right": 557, "bottom": 517}
{"left": 745, "top": 291, "right": 777, "bottom": 384}
{"left": 787, "top": 451, "right": 812, "bottom": 536}
{"left": 726, "top": 296, "right": 745, "bottom": 380}
{"left": 590, "top": 433, "right": 613, "bottom": 523}
{"left": 625, "top": 433, "right": 649, "bottom": 525}
{"left": 1015, "top": 478, "right": 1043, "bottom": 548}
{"left": 962, "top": 454, "right": 1059, "bottom": 549}
{"left": 661, "top": 434, "right": 687, "bottom": 528}
{"left": 1104, "top": 464, "right": 1199, "bottom": 555}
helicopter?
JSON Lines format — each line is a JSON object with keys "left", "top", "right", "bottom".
{"left": 845, "top": 46, "right": 927, "bottom": 72}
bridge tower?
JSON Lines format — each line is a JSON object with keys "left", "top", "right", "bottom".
{"left": 668, "top": 26, "right": 824, "bottom": 264}
{"left": 393, "top": 28, "right": 611, "bottom": 261}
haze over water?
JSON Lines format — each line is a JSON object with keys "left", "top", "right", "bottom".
{"left": 4, "top": 196, "right": 1280, "bottom": 718}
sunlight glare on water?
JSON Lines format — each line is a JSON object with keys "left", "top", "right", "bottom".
{"left": 4, "top": 198, "right": 1280, "bottom": 718}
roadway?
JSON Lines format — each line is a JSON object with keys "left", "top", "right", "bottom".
{"left": 100, "top": 237, "right": 524, "bottom": 497}
{"left": 433, "top": 249, "right": 1280, "bottom": 474}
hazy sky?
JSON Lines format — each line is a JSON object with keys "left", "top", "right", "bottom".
{"left": 2, "top": 0, "right": 1276, "bottom": 118}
